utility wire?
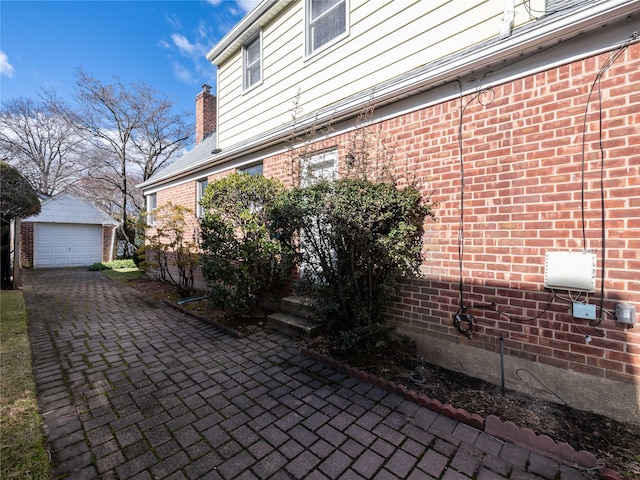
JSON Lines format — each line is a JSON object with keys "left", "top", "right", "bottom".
{"left": 455, "top": 84, "right": 494, "bottom": 310}
{"left": 579, "top": 32, "right": 637, "bottom": 325}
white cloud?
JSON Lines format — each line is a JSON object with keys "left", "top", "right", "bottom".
{"left": 236, "top": 0, "right": 260, "bottom": 13}
{"left": 172, "top": 33, "right": 197, "bottom": 56}
{"left": 206, "top": 0, "right": 259, "bottom": 14}
{"left": 164, "top": 12, "right": 182, "bottom": 30}
{"left": 172, "top": 61, "right": 193, "bottom": 83}
{"left": 0, "top": 51, "right": 15, "bottom": 78}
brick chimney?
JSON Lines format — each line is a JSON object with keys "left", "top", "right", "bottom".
{"left": 195, "top": 84, "right": 217, "bottom": 145}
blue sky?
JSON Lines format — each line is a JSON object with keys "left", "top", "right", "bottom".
{"left": 0, "top": 0, "right": 258, "bottom": 118}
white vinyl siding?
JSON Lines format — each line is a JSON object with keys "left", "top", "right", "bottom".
{"left": 34, "top": 223, "right": 102, "bottom": 268}
{"left": 214, "top": 0, "right": 543, "bottom": 150}
{"left": 243, "top": 33, "right": 262, "bottom": 90}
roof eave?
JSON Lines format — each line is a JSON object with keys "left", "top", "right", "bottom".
{"left": 206, "top": 0, "right": 294, "bottom": 65}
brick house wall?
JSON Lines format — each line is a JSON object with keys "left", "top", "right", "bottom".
{"left": 377, "top": 44, "right": 640, "bottom": 422}
{"left": 267, "top": 44, "right": 639, "bottom": 422}
{"left": 155, "top": 43, "right": 639, "bottom": 422}
{"left": 20, "top": 221, "right": 34, "bottom": 267}
{"left": 102, "top": 225, "right": 116, "bottom": 263}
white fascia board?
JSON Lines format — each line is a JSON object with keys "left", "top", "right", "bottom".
{"left": 206, "top": 0, "right": 292, "bottom": 65}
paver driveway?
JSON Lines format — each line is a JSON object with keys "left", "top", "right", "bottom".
{"left": 23, "top": 269, "right": 591, "bottom": 480}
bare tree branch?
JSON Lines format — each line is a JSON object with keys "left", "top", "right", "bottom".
{"left": 0, "top": 92, "right": 88, "bottom": 195}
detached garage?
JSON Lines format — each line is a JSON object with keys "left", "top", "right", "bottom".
{"left": 21, "top": 193, "right": 118, "bottom": 269}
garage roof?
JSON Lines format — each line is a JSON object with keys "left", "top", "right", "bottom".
{"left": 23, "top": 193, "right": 118, "bottom": 226}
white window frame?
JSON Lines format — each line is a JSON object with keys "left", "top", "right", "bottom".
{"left": 243, "top": 31, "right": 262, "bottom": 91}
{"left": 305, "top": 0, "right": 348, "bottom": 57}
{"left": 301, "top": 149, "right": 337, "bottom": 187}
{"left": 146, "top": 193, "right": 157, "bottom": 226}
{"left": 196, "top": 178, "right": 208, "bottom": 218}
{"left": 240, "top": 163, "right": 263, "bottom": 176}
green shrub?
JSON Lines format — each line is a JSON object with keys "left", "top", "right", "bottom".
{"left": 272, "top": 178, "right": 434, "bottom": 350}
{"left": 199, "top": 173, "right": 292, "bottom": 312}
{"left": 88, "top": 259, "right": 136, "bottom": 271}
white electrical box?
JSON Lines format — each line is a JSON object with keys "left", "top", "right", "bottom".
{"left": 573, "top": 302, "right": 596, "bottom": 320}
{"left": 544, "top": 251, "right": 597, "bottom": 293}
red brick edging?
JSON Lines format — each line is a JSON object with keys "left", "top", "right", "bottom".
{"left": 299, "top": 347, "right": 616, "bottom": 478}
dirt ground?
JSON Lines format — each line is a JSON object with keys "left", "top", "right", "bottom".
{"left": 126, "top": 276, "right": 640, "bottom": 478}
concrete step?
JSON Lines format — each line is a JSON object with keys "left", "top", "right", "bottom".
{"left": 266, "top": 312, "right": 323, "bottom": 338}
{"left": 280, "top": 295, "right": 316, "bottom": 319}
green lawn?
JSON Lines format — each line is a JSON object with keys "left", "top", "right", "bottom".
{"left": 0, "top": 290, "right": 50, "bottom": 479}
{"left": 100, "top": 267, "right": 143, "bottom": 282}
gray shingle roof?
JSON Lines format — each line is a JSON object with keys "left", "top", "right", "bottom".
{"left": 143, "top": 132, "right": 217, "bottom": 187}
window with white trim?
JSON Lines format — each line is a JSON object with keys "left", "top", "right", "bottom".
{"left": 240, "top": 163, "right": 263, "bottom": 176}
{"left": 301, "top": 149, "right": 337, "bottom": 187}
{"left": 306, "top": 0, "right": 347, "bottom": 55}
{"left": 196, "top": 178, "right": 208, "bottom": 218}
{"left": 243, "top": 33, "right": 262, "bottom": 90}
{"left": 146, "top": 193, "right": 157, "bottom": 226}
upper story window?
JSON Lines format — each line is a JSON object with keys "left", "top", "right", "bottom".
{"left": 243, "top": 33, "right": 262, "bottom": 90}
{"left": 146, "top": 193, "right": 157, "bottom": 226}
{"left": 306, "top": 0, "right": 347, "bottom": 55}
{"left": 196, "top": 178, "right": 208, "bottom": 218}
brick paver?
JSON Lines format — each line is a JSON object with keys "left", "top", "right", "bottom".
{"left": 23, "top": 269, "right": 594, "bottom": 479}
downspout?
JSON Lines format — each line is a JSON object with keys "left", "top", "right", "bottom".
{"left": 499, "top": 0, "right": 516, "bottom": 39}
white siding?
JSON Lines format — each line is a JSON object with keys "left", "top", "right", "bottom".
{"left": 215, "top": 0, "right": 542, "bottom": 149}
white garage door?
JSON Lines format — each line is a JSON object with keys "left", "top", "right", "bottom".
{"left": 34, "top": 223, "right": 102, "bottom": 268}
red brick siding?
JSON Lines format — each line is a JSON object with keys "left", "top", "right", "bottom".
{"left": 102, "top": 225, "right": 115, "bottom": 262}
{"left": 380, "top": 45, "right": 639, "bottom": 384}
{"left": 20, "top": 222, "right": 34, "bottom": 268}
{"left": 158, "top": 45, "right": 640, "bottom": 385}
{"left": 196, "top": 87, "right": 217, "bottom": 145}
{"left": 280, "top": 45, "right": 636, "bottom": 384}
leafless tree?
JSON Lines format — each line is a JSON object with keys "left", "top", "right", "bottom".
{"left": 0, "top": 93, "right": 88, "bottom": 195}
{"left": 129, "top": 89, "right": 192, "bottom": 182}
{"left": 71, "top": 69, "right": 192, "bottom": 250}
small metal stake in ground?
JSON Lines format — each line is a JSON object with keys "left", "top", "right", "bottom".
{"left": 500, "top": 335, "right": 506, "bottom": 397}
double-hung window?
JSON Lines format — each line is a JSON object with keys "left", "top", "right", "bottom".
{"left": 243, "top": 33, "right": 262, "bottom": 90}
{"left": 196, "top": 178, "right": 208, "bottom": 218}
{"left": 306, "top": 0, "right": 347, "bottom": 55}
{"left": 240, "top": 163, "right": 263, "bottom": 176}
{"left": 301, "top": 149, "right": 337, "bottom": 187}
{"left": 146, "top": 193, "right": 157, "bottom": 226}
